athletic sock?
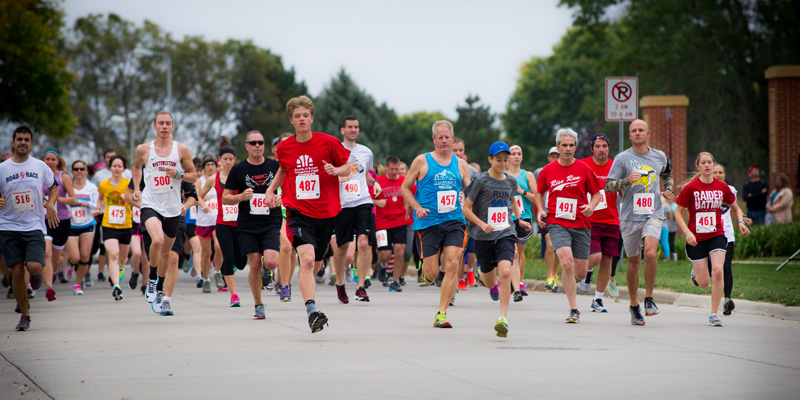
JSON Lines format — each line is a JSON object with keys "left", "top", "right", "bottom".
{"left": 336, "top": 284, "right": 344, "bottom": 288}
{"left": 148, "top": 268, "right": 158, "bottom": 281}
{"left": 594, "top": 291, "right": 604, "bottom": 300}
{"left": 163, "top": 296, "right": 171, "bottom": 302}
{"left": 305, "top": 300, "right": 317, "bottom": 317}
{"left": 156, "top": 277, "right": 165, "bottom": 292}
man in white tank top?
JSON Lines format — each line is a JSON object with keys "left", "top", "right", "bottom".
{"left": 131, "top": 111, "right": 197, "bottom": 313}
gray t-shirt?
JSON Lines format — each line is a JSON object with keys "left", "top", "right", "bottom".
{"left": 607, "top": 147, "right": 670, "bottom": 221}
{"left": 533, "top": 166, "right": 548, "bottom": 206}
{"left": 465, "top": 171, "right": 518, "bottom": 241}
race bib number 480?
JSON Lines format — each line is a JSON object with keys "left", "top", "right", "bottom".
{"left": 633, "top": 193, "right": 655, "bottom": 215}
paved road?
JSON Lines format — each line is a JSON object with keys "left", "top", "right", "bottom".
{"left": 2, "top": 268, "right": 799, "bottom": 399}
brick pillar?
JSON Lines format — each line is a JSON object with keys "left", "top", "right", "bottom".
{"left": 639, "top": 95, "right": 689, "bottom": 189}
{"left": 766, "top": 66, "right": 800, "bottom": 196}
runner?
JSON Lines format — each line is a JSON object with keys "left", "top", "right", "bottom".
{"left": 605, "top": 119, "right": 674, "bottom": 326}
{"left": 97, "top": 155, "right": 133, "bottom": 301}
{"left": 65, "top": 160, "right": 99, "bottom": 299}
{"left": 462, "top": 142, "right": 530, "bottom": 336}
{"left": 452, "top": 137, "right": 479, "bottom": 291}
{"left": 578, "top": 133, "right": 620, "bottom": 313}
{"left": 129, "top": 204, "right": 148, "bottom": 294}
{"left": 675, "top": 152, "right": 749, "bottom": 326}
{"left": 535, "top": 129, "right": 601, "bottom": 323}
{"left": 222, "top": 130, "right": 282, "bottom": 320}
{"left": 374, "top": 156, "right": 415, "bottom": 293}
{"left": 131, "top": 112, "right": 197, "bottom": 314}
{"left": 265, "top": 95, "right": 351, "bottom": 333}
{"left": 401, "top": 120, "right": 471, "bottom": 328}
{"left": 195, "top": 155, "right": 220, "bottom": 293}
{"left": 0, "top": 126, "right": 58, "bottom": 331}
{"left": 332, "top": 115, "right": 381, "bottom": 303}
{"left": 506, "top": 145, "right": 538, "bottom": 297}
{"left": 42, "top": 150, "right": 77, "bottom": 301}
{"left": 273, "top": 132, "right": 297, "bottom": 303}
{"left": 91, "top": 149, "right": 132, "bottom": 285}
{"left": 534, "top": 146, "right": 561, "bottom": 293}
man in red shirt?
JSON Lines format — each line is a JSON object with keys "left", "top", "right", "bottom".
{"left": 535, "top": 128, "right": 601, "bottom": 324}
{"left": 265, "top": 95, "right": 351, "bottom": 333}
{"left": 373, "top": 156, "right": 415, "bottom": 293}
{"left": 579, "top": 133, "right": 620, "bottom": 312}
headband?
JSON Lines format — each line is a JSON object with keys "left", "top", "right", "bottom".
{"left": 44, "top": 150, "right": 59, "bottom": 157}
{"left": 219, "top": 147, "right": 236, "bottom": 157}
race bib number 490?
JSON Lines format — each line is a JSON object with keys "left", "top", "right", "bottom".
{"left": 342, "top": 181, "right": 359, "bottom": 199}
{"left": 296, "top": 175, "right": 320, "bottom": 200}
{"left": 437, "top": 190, "right": 457, "bottom": 213}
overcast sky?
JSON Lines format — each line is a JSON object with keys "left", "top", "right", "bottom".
{"left": 62, "top": 0, "right": 574, "bottom": 121}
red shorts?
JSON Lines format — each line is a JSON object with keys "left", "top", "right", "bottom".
{"left": 590, "top": 222, "right": 620, "bottom": 257}
{"left": 195, "top": 225, "right": 215, "bottom": 240}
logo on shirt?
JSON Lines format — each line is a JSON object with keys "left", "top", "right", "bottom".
{"left": 550, "top": 175, "right": 582, "bottom": 192}
{"left": 246, "top": 172, "right": 274, "bottom": 188}
{"left": 348, "top": 155, "right": 364, "bottom": 175}
{"left": 5, "top": 170, "right": 39, "bottom": 183}
{"left": 693, "top": 190, "right": 725, "bottom": 210}
{"left": 627, "top": 161, "right": 657, "bottom": 192}
{"left": 433, "top": 169, "right": 458, "bottom": 189}
{"left": 297, "top": 155, "right": 314, "bottom": 168}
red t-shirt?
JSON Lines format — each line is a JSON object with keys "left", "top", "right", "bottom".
{"left": 373, "top": 175, "right": 415, "bottom": 230}
{"left": 580, "top": 157, "right": 619, "bottom": 226}
{"left": 536, "top": 160, "right": 601, "bottom": 229}
{"left": 276, "top": 132, "right": 351, "bottom": 219}
{"left": 676, "top": 178, "right": 735, "bottom": 242}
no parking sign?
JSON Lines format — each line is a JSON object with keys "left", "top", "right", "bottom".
{"left": 605, "top": 77, "right": 638, "bottom": 121}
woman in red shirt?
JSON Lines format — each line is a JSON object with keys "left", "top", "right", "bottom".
{"left": 675, "top": 152, "right": 749, "bottom": 327}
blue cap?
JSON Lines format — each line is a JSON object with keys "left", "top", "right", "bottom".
{"left": 488, "top": 141, "right": 510, "bottom": 156}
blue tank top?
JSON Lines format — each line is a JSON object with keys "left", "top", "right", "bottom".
{"left": 510, "top": 169, "right": 532, "bottom": 220}
{"left": 412, "top": 153, "right": 465, "bottom": 230}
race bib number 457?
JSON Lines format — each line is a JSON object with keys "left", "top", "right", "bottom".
{"left": 437, "top": 190, "right": 457, "bottom": 214}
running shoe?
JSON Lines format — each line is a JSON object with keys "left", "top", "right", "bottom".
{"left": 45, "top": 286, "right": 56, "bottom": 302}
{"left": 364, "top": 277, "right": 372, "bottom": 289}
{"left": 690, "top": 269, "right": 699, "bottom": 286}
{"left": 84, "top": 273, "right": 94, "bottom": 287}
{"left": 141, "top": 285, "right": 146, "bottom": 295}
{"left": 328, "top": 273, "right": 337, "bottom": 286}
{"left": 97, "top": 272, "right": 105, "bottom": 282}
{"left": 489, "top": 284, "right": 499, "bottom": 301}
{"left": 630, "top": 305, "right": 645, "bottom": 326}
{"left": 579, "top": 279, "right": 591, "bottom": 293}
{"left": 389, "top": 281, "right": 403, "bottom": 292}
{"left": 709, "top": 314, "right": 723, "bottom": 327}
{"left": 145, "top": 279, "right": 158, "bottom": 303}
{"left": 337, "top": 285, "right": 350, "bottom": 304}
{"left": 202, "top": 280, "right": 212, "bottom": 293}
{"left": 182, "top": 257, "right": 192, "bottom": 273}
{"left": 417, "top": 274, "right": 425, "bottom": 286}
{"left": 195, "top": 276, "right": 202, "bottom": 288}
{"left": 450, "top": 291, "right": 456, "bottom": 306}
{"left": 644, "top": 297, "right": 659, "bottom": 316}
{"left": 218, "top": 287, "right": 229, "bottom": 292}
{"left": 119, "top": 267, "right": 125, "bottom": 284}
{"left": 553, "top": 275, "right": 559, "bottom": 293}
{"left": 513, "top": 291, "right": 523, "bottom": 302}
{"left": 494, "top": 316, "right": 508, "bottom": 337}
{"left": 467, "top": 271, "right": 476, "bottom": 287}
{"left": 58, "top": 271, "right": 68, "bottom": 283}
{"left": 565, "top": 309, "right": 580, "bottom": 323}
{"left": 383, "top": 276, "right": 393, "bottom": 288}
{"left": 433, "top": 311, "right": 452, "bottom": 328}
{"left": 113, "top": 285, "right": 123, "bottom": 301}
{"left": 253, "top": 304, "right": 266, "bottom": 320}
{"left": 309, "top": 311, "right": 328, "bottom": 333}
{"left": 354, "top": 287, "right": 369, "bottom": 302}
{"left": 27, "top": 285, "right": 34, "bottom": 299}
{"left": 261, "top": 268, "right": 272, "bottom": 290}
{"left": 6, "top": 287, "right": 14, "bottom": 299}
{"left": 15, "top": 315, "right": 31, "bottom": 331}
{"left": 160, "top": 299, "right": 173, "bottom": 316}
{"left": 434, "top": 271, "right": 445, "bottom": 287}
{"left": 345, "top": 265, "right": 354, "bottom": 282}
{"left": 399, "top": 276, "right": 406, "bottom": 286}
{"left": 458, "top": 279, "right": 467, "bottom": 291}
{"left": 230, "top": 293, "right": 240, "bottom": 307}
{"left": 520, "top": 283, "right": 528, "bottom": 296}
{"left": 66, "top": 267, "right": 74, "bottom": 280}
{"left": 377, "top": 266, "right": 387, "bottom": 283}
{"left": 608, "top": 281, "right": 619, "bottom": 297}
{"left": 591, "top": 298, "right": 608, "bottom": 313}
{"left": 152, "top": 292, "right": 164, "bottom": 314}
{"left": 581, "top": 269, "right": 594, "bottom": 293}
{"left": 29, "top": 274, "right": 43, "bottom": 291}
{"left": 545, "top": 277, "right": 555, "bottom": 292}
{"left": 723, "top": 299, "right": 735, "bottom": 316}
{"left": 129, "top": 272, "right": 140, "bottom": 290}
{"left": 315, "top": 271, "right": 326, "bottom": 284}
{"left": 214, "top": 272, "right": 224, "bottom": 288}
{"left": 280, "top": 284, "right": 292, "bottom": 302}
{"left": 73, "top": 284, "right": 83, "bottom": 295}
{"left": 352, "top": 266, "right": 358, "bottom": 283}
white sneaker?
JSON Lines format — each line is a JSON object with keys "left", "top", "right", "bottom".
{"left": 145, "top": 279, "right": 157, "bottom": 303}
{"left": 151, "top": 291, "right": 164, "bottom": 314}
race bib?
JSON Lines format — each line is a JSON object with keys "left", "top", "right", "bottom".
{"left": 296, "top": 174, "right": 320, "bottom": 200}
{"left": 12, "top": 190, "right": 34, "bottom": 212}
{"left": 459, "top": 191, "right": 465, "bottom": 206}
{"left": 587, "top": 190, "right": 608, "bottom": 211}
{"left": 249, "top": 193, "right": 270, "bottom": 215}
{"left": 203, "top": 200, "right": 218, "bottom": 216}
{"left": 514, "top": 195, "right": 524, "bottom": 215}
{"left": 188, "top": 205, "right": 197, "bottom": 220}
{"left": 633, "top": 193, "right": 655, "bottom": 215}
{"left": 488, "top": 206, "right": 510, "bottom": 229}
{"left": 222, "top": 204, "right": 239, "bottom": 222}
{"left": 132, "top": 206, "right": 141, "bottom": 224}
{"left": 437, "top": 190, "right": 458, "bottom": 213}
{"left": 696, "top": 212, "right": 716, "bottom": 233}
{"left": 555, "top": 197, "right": 577, "bottom": 221}
{"left": 108, "top": 205, "right": 126, "bottom": 225}
{"left": 376, "top": 229, "right": 389, "bottom": 248}
{"left": 342, "top": 181, "right": 360, "bottom": 199}
{"left": 70, "top": 207, "right": 90, "bottom": 226}
{"left": 152, "top": 171, "right": 172, "bottom": 194}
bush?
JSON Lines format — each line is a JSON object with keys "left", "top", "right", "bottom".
{"left": 735, "top": 222, "right": 800, "bottom": 258}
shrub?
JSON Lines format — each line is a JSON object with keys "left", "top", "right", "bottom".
{"left": 735, "top": 222, "right": 800, "bottom": 258}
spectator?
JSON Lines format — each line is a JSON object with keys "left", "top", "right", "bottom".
{"left": 742, "top": 164, "right": 768, "bottom": 225}
{"left": 766, "top": 173, "right": 794, "bottom": 225}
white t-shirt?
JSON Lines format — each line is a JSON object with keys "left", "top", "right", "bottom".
{"left": 0, "top": 157, "right": 56, "bottom": 233}
{"left": 340, "top": 142, "right": 374, "bottom": 208}
{"left": 92, "top": 168, "right": 131, "bottom": 185}
{"left": 722, "top": 184, "right": 737, "bottom": 243}
{"left": 70, "top": 181, "right": 100, "bottom": 229}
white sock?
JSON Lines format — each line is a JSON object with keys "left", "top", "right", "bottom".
{"left": 594, "top": 291, "right": 604, "bottom": 300}
{"left": 163, "top": 296, "right": 171, "bottom": 302}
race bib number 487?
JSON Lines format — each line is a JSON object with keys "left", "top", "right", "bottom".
{"left": 296, "top": 175, "right": 320, "bottom": 200}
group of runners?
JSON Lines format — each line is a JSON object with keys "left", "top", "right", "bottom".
{"left": 0, "top": 96, "right": 750, "bottom": 335}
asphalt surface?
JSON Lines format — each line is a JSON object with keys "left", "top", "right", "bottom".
{"left": 2, "top": 267, "right": 799, "bottom": 400}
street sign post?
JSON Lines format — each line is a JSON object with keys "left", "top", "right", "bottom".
{"left": 605, "top": 77, "right": 639, "bottom": 154}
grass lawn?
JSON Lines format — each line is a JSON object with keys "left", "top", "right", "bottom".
{"left": 523, "top": 257, "right": 800, "bottom": 307}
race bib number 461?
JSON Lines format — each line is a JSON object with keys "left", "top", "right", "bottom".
{"left": 696, "top": 212, "right": 716, "bottom": 233}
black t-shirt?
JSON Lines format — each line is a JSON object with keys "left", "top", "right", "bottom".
{"left": 225, "top": 158, "right": 281, "bottom": 232}
{"left": 742, "top": 179, "right": 768, "bottom": 211}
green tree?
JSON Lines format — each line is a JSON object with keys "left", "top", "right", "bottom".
{"left": 393, "top": 111, "right": 450, "bottom": 165}
{"left": 0, "top": 0, "right": 74, "bottom": 137}
{"left": 453, "top": 94, "right": 501, "bottom": 170}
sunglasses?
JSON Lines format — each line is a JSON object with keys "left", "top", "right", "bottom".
{"left": 72, "top": 167, "right": 86, "bottom": 171}
{"left": 247, "top": 140, "right": 265, "bottom": 146}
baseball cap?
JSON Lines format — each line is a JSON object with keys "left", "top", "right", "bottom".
{"left": 591, "top": 132, "right": 610, "bottom": 146}
{"left": 488, "top": 141, "right": 511, "bottom": 156}
{"left": 748, "top": 164, "right": 759, "bottom": 174}
{"left": 271, "top": 137, "right": 281, "bottom": 147}
{"left": 548, "top": 146, "right": 558, "bottom": 155}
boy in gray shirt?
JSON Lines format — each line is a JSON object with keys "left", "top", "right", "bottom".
{"left": 462, "top": 142, "right": 531, "bottom": 338}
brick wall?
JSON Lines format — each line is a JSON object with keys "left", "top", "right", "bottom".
{"left": 640, "top": 95, "right": 689, "bottom": 191}
{"left": 766, "top": 66, "right": 800, "bottom": 197}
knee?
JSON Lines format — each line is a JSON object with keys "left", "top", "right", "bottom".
{"left": 357, "top": 238, "right": 370, "bottom": 253}
{"left": 644, "top": 249, "right": 658, "bottom": 263}
{"left": 498, "top": 266, "right": 511, "bottom": 281}
{"left": 711, "top": 268, "right": 724, "bottom": 283}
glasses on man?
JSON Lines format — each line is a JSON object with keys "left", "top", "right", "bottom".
{"left": 247, "top": 140, "right": 265, "bottom": 146}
